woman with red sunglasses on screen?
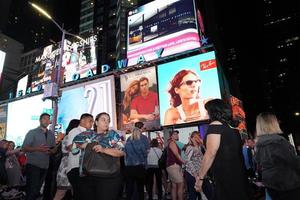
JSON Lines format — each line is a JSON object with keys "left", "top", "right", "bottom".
{"left": 164, "top": 70, "right": 211, "bottom": 126}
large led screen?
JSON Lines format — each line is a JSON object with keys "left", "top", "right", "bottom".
{"left": 120, "top": 67, "right": 160, "bottom": 130}
{"left": 6, "top": 95, "right": 52, "bottom": 146}
{"left": 16, "top": 75, "right": 28, "bottom": 97}
{"left": 57, "top": 76, "right": 116, "bottom": 133}
{"left": 31, "top": 35, "right": 97, "bottom": 91}
{"left": 0, "top": 104, "right": 7, "bottom": 140}
{"left": 230, "top": 96, "right": 247, "bottom": 133}
{"left": 127, "top": 0, "right": 200, "bottom": 66}
{"left": 158, "top": 51, "right": 221, "bottom": 126}
{"left": 0, "top": 50, "right": 6, "bottom": 82}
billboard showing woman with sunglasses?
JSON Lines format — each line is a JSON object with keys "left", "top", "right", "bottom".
{"left": 158, "top": 51, "right": 221, "bottom": 126}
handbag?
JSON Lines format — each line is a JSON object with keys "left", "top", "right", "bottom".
{"left": 82, "top": 142, "right": 120, "bottom": 177}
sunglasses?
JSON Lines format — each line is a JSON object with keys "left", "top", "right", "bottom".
{"left": 179, "top": 79, "right": 201, "bottom": 87}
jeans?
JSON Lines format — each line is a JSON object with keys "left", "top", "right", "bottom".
{"left": 25, "top": 164, "right": 48, "bottom": 200}
{"left": 185, "top": 171, "right": 201, "bottom": 200}
{"left": 125, "top": 165, "right": 146, "bottom": 200}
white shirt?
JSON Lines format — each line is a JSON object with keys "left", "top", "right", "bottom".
{"left": 66, "top": 126, "right": 86, "bottom": 173}
{"left": 147, "top": 147, "right": 162, "bottom": 166}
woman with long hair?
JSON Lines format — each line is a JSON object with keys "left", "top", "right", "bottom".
{"left": 54, "top": 119, "right": 80, "bottom": 200}
{"left": 72, "top": 113, "right": 124, "bottom": 200}
{"left": 164, "top": 70, "right": 210, "bottom": 125}
{"left": 124, "top": 127, "right": 149, "bottom": 200}
{"left": 184, "top": 131, "right": 204, "bottom": 200}
{"left": 122, "top": 80, "right": 140, "bottom": 124}
{"left": 195, "top": 99, "right": 250, "bottom": 200}
{"left": 255, "top": 112, "right": 300, "bottom": 200}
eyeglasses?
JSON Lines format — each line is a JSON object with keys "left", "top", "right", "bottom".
{"left": 179, "top": 79, "right": 201, "bottom": 87}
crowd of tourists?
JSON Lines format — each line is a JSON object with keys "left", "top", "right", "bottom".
{"left": 1, "top": 99, "right": 300, "bottom": 200}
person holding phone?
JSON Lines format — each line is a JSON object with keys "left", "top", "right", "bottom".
{"left": 22, "top": 113, "right": 56, "bottom": 200}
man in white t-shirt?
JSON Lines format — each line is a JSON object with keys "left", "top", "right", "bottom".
{"left": 66, "top": 113, "right": 94, "bottom": 200}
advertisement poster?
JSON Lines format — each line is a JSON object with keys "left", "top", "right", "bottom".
{"left": 158, "top": 51, "right": 221, "bottom": 126}
{"left": 127, "top": 0, "right": 200, "bottom": 66}
{"left": 120, "top": 67, "right": 160, "bottom": 130}
{"left": 57, "top": 76, "right": 116, "bottom": 133}
{"left": 16, "top": 75, "right": 28, "bottom": 97}
{"left": 230, "top": 95, "right": 247, "bottom": 133}
{"left": 0, "top": 50, "right": 5, "bottom": 82}
{"left": 31, "top": 34, "right": 97, "bottom": 91}
{"left": 0, "top": 104, "right": 7, "bottom": 140}
{"left": 6, "top": 95, "right": 52, "bottom": 146}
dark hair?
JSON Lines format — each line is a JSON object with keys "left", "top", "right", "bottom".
{"left": 205, "top": 99, "right": 234, "bottom": 126}
{"left": 168, "top": 70, "right": 199, "bottom": 107}
{"left": 80, "top": 113, "right": 93, "bottom": 120}
{"left": 139, "top": 77, "right": 149, "bottom": 83}
{"left": 134, "top": 121, "right": 144, "bottom": 129}
{"left": 169, "top": 130, "right": 179, "bottom": 137}
{"left": 93, "top": 112, "right": 110, "bottom": 130}
{"left": 66, "top": 119, "right": 80, "bottom": 135}
{"left": 150, "top": 139, "right": 159, "bottom": 147}
{"left": 40, "top": 113, "right": 50, "bottom": 120}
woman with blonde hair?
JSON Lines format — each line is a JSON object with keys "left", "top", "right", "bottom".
{"left": 124, "top": 127, "right": 150, "bottom": 200}
{"left": 122, "top": 80, "right": 140, "bottom": 124}
{"left": 255, "top": 112, "right": 300, "bottom": 200}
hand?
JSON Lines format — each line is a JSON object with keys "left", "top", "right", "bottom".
{"left": 194, "top": 176, "right": 203, "bottom": 192}
{"left": 36, "top": 144, "right": 50, "bottom": 152}
{"left": 93, "top": 145, "right": 104, "bottom": 153}
{"left": 146, "top": 114, "right": 155, "bottom": 120}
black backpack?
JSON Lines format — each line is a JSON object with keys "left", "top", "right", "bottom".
{"left": 158, "top": 147, "right": 167, "bottom": 169}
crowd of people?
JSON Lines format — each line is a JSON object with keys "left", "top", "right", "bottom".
{"left": 1, "top": 99, "right": 300, "bottom": 200}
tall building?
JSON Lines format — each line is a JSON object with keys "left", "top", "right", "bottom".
{"left": 79, "top": 0, "right": 95, "bottom": 35}
{"left": 263, "top": 0, "right": 300, "bottom": 133}
{"left": 0, "top": 33, "right": 24, "bottom": 100}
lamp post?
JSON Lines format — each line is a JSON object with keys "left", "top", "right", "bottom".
{"left": 29, "top": 2, "right": 84, "bottom": 132}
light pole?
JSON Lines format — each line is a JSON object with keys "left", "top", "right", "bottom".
{"left": 29, "top": 2, "right": 84, "bottom": 132}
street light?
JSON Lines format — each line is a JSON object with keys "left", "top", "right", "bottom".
{"left": 29, "top": 2, "right": 84, "bottom": 132}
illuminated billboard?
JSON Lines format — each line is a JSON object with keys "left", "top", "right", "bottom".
{"left": 0, "top": 104, "right": 7, "bottom": 140}
{"left": 0, "top": 50, "right": 6, "bottom": 82}
{"left": 31, "top": 35, "right": 97, "bottom": 91}
{"left": 57, "top": 76, "right": 116, "bottom": 133}
{"left": 158, "top": 51, "right": 221, "bottom": 126}
{"left": 127, "top": 0, "right": 200, "bottom": 66}
{"left": 230, "top": 96, "right": 247, "bottom": 133}
{"left": 6, "top": 95, "right": 52, "bottom": 146}
{"left": 16, "top": 75, "right": 28, "bottom": 97}
{"left": 120, "top": 67, "right": 160, "bottom": 130}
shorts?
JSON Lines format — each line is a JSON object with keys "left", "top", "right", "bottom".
{"left": 166, "top": 164, "right": 184, "bottom": 183}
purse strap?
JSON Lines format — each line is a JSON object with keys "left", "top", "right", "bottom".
{"left": 153, "top": 148, "right": 160, "bottom": 160}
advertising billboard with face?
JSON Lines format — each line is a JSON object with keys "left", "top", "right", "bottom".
{"left": 6, "top": 95, "right": 52, "bottom": 146}
{"left": 31, "top": 35, "right": 97, "bottom": 91}
{"left": 158, "top": 51, "right": 221, "bottom": 126}
{"left": 127, "top": 0, "right": 200, "bottom": 66}
{"left": 120, "top": 67, "right": 160, "bottom": 130}
{"left": 57, "top": 76, "right": 116, "bottom": 133}
{"left": 0, "top": 104, "right": 7, "bottom": 140}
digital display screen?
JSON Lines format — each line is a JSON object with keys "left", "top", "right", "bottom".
{"left": 127, "top": 0, "right": 200, "bottom": 66}
{"left": 0, "top": 50, "right": 6, "bottom": 82}
{"left": 31, "top": 35, "right": 97, "bottom": 91}
{"left": 16, "top": 75, "right": 28, "bottom": 97}
{"left": 120, "top": 67, "right": 160, "bottom": 130}
{"left": 6, "top": 95, "right": 52, "bottom": 146}
{"left": 57, "top": 76, "right": 116, "bottom": 133}
{"left": 230, "top": 96, "right": 247, "bottom": 133}
{"left": 0, "top": 104, "right": 7, "bottom": 140}
{"left": 158, "top": 51, "right": 221, "bottom": 126}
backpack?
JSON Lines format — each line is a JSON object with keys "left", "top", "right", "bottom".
{"left": 158, "top": 147, "right": 167, "bottom": 169}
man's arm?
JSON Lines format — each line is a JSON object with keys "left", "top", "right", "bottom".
{"left": 22, "top": 131, "right": 49, "bottom": 153}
